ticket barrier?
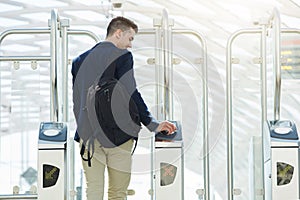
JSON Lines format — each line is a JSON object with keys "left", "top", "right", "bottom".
{"left": 154, "top": 121, "right": 184, "bottom": 200}
{"left": 37, "top": 122, "right": 68, "bottom": 200}
{"left": 264, "top": 120, "right": 300, "bottom": 200}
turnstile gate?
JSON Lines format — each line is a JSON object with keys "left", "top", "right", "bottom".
{"left": 264, "top": 120, "right": 300, "bottom": 200}
{"left": 154, "top": 121, "right": 184, "bottom": 200}
{"left": 38, "top": 122, "right": 68, "bottom": 200}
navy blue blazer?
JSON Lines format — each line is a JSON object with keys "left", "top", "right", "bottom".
{"left": 72, "top": 41, "right": 159, "bottom": 145}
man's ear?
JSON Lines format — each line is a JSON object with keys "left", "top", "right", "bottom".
{"left": 115, "top": 29, "right": 122, "bottom": 39}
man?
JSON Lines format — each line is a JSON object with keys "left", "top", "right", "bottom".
{"left": 72, "top": 16, "right": 176, "bottom": 200}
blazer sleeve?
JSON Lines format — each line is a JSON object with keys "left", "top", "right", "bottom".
{"left": 115, "top": 52, "right": 159, "bottom": 132}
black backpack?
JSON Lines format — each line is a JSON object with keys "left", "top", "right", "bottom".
{"left": 81, "top": 61, "right": 141, "bottom": 166}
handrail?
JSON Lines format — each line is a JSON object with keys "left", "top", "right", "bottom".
{"left": 0, "top": 194, "right": 37, "bottom": 199}
{"left": 0, "top": 29, "right": 51, "bottom": 64}
{"left": 67, "top": 29, "right": 101, "bottom": 42}
{"left": 282, "top": 28, "right": 300, "bottom": 33}
{"left": 0, "top": 56, "right": 50, "bottom": 61}
{"left": 0, "top": 28, "right": 50, "bottom": 44}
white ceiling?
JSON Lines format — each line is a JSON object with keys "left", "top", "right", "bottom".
{"left": 0, "top": 0, "right": 300, "bottom": 198}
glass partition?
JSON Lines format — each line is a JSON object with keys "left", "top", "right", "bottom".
{"left": 231, "top": 34, "right": 263, "bottom": 200}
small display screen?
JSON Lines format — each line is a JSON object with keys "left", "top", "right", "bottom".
{"left": 275, "top": 121, "right": 291, "bottom": 127}
{"left": 43, "top": 122, "right": 63, "bottom": 130}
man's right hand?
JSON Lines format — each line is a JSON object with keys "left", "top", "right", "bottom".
{"left": 155, "top": 121, "right": 177, "bottom": 135}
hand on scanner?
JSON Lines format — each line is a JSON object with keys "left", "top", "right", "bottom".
{"left": 155, "top": 120, "right": 177, "bottom": 135}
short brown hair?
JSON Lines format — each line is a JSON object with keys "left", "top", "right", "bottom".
{"left": 106, "top": 16, "right": 138, "bottom": 37}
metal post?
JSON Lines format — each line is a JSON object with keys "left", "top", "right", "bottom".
{"left": 261, "top": 23, "right": 267, "bottom": 200}
{"left": 201, "top": 33, "right": 209, "bottom": 200}
{"left": 162, "top": 9, "right": 172, "bottom": 120}
{"left": 67, "top": 136, "right": 76, "bottom": 200}
{"left": 269, "top": 8, "right": 281, "bottom": 121}
{"left": 61, "top": 18, "right": 74, "bottom": 200}
{"left": 153, "top": 20, "right": 164, "bottom": 121}
{"left": 50, "top": 9, "right": 59, "bottom": 122}
{"left": 154, "top": 21, "right": 162, "bottom": 200}
{"left": 226, "top": 31, "right": 234, "bottom": 200}
{"left": 261, "top": 24, "right": 267, "bottom": 136}
{"left": 61, "top": 19, "right": 69, "bottom": 122}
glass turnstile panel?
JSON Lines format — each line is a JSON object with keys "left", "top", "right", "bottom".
{"left": 231, "top": 34, "right": 264, "bottom": 200}
{"left": 172, "top": 33, "right": 204, "bottom": 200}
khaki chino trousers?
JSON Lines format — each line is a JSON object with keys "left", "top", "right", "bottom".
{"left": 81, "top": 139, "right": 134, "bottom": 200}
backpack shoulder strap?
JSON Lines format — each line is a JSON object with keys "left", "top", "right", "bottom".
{"left": 80, "top": 137, "right": 95, "bottom": 167}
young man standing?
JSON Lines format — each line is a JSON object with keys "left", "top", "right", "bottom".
{"left": 72, "top": 16, "right": 176, "bottom": 200}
